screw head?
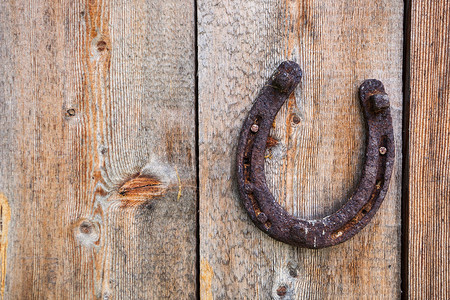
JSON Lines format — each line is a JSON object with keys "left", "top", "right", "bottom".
{"left": 250, "top": 124, "right": 259, "bottom": 133}
{"left": 379, "top": 147, "right": 387, "bottom": 155}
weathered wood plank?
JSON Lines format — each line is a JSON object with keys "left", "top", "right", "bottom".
{"left": 408, "top": 1, "right": 450, "bottom": 298}
{"left": 198, "top": 0, "right": 403, "bottom": 298}
{"left": 0, "top": 0, "right": 196, "bottom": 298}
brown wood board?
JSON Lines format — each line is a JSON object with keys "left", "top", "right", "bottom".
{"left": 0, "top": 0, "right": 197, "bottom": 298}
{"left": 407, "top": 0, "right": 450, "bottom": 298}
{"left": 198, "top": 0, "right": 403, "bottom": 298}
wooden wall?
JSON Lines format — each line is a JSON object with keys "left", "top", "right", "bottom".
{"left": 198, "top": 0, "right": 402, "bottom": 298}
{"left": 0, "top": 0, "right": 448, "bottom": 299}
{"left": 0, "top": 0, "right": 197, "bottom": 298}
{"left": 407, "top": 0, "right": 450, "bottom": 298}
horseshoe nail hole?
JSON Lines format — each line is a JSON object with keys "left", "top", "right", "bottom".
{"left": 247, "top": 193, "right": 263, "bottom": 221}
{"left": 244, "top": 184, "right": 253, "bottom": 193}
{"left": 362, "top": 209, "right": 368, "bottom": 214}
{"left": 66, "top": 108, "right": 76, "bottom": 117}
{"left": 97, "top": 40, "right": 107, "bottom": 51}
{"left": 334, "top": 231, "right": 343, "bottom": 238}
{"left": 376, "top": 180, "right": 382, "bottom": 189}
{"left": 379, "top": 147, "right": 387, "bottom": 155}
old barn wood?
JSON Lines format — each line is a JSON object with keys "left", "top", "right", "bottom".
{"left": 0, "top": 0, "right": 448, "bottom": 299}
{"left": 236, "top": 61, "right": 395, "bottom": 249}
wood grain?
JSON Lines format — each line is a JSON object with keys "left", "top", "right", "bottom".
{"left": 408, "top": 0, "right": 450, "bottom": 298}
{"left": 198, "top": 0, "right": 403, "bottom": 298}
{"left": 0, "top": 0, "right": 196, "bottom": 298}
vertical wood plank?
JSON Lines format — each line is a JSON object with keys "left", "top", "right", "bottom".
{"left": 408, "top": 1, "right": 450, "bottom": 298}
{"left": 0, "top": 0, "right": 196, "bottom": 298}
{"left": 198, "top": 0, "right": 403, "bottom": 298}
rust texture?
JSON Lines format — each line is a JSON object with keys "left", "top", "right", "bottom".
{"left": 236, "top": 61, "right": 395, "bottom": 248}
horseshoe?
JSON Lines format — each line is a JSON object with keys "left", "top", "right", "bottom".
{"left": 236, "top": 61, "right": 395, "bottom": 249}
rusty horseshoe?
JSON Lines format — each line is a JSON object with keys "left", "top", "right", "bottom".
{"left": 236, "top": 61, "right": 395, "bottom": 248}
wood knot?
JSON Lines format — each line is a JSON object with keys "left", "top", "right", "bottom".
{"left": 65, "top": 108, "right": 76, "bottom": 117}
{"left": 74, "top": 219, "right": 100, "bottom": 248}
{"left": 276, "top": 285, "right": 287, "bottom": 297}
{"left": 79, "top": 221, "right": 93, "bottom": 234}
{"left": 117, "top": 174, "right": 167, "bottom": 207}
{"left": 291, "top": 113, "right": 301, "bottom": 125}
{"left": 97, "top": 40, "right": 107, "bottom": 52}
